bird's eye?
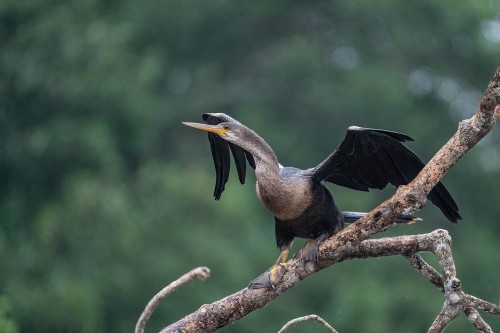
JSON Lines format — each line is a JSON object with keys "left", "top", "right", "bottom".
{"left": 223, "top": 124, "right": 230, "bottom": 130}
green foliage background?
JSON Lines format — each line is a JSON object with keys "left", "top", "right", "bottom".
{"left": 1, "top": 1, "right": 499, "bottom": 332}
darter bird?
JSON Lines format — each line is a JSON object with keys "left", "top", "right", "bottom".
{"left": 183, "top": 113, "right": 460, "bottom": 289}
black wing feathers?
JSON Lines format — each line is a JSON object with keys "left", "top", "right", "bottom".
{"left": 245, "top": 151, "right": 256, "bottom": 169}
{"left": 228, "top": 143, "right": 247, "bottom": 184}
{"left": 203, "top": 113, "right": 256, "bottom": 200}
{"left": 207, "top": 133, "right": 230, "bottom": 200}
{"left": 313, "top": 127, "right": 461, "bottom": 222}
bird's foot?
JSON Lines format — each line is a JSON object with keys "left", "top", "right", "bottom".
{"left": 295, "top": 240, "right": 320, "bottom": 262}
{"left": 295, "top": 234, "right": 329, "bottom": 262}
{"left": 248, "top": 263, "right": 288, "bottom": 290}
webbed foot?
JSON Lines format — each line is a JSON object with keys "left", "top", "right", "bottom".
{"left": 296, "top": 240, "right": 320, "bottom": 262}
{"left": 248, "top": 263, "right": 288, "bottom": 289}
{"left": 295, "top": 233, "right": 329, "bottom": 262}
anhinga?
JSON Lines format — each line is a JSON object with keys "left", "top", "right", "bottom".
{"left": 183, "top": 113, "right": 461, "bottom": 289}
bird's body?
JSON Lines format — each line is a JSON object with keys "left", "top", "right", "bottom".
{"left": 229, "top": 125, "right": 343, "bottom": 251}
{"left": 257, "top": 167, "right": 314, "bottom": 221}
{"left": 183, "top": 113, "right": 460, "bottom": 289}
{"left": 274, "top": 174, "right": 342, "bottom": 244}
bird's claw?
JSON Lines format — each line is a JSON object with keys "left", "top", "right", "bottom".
{"left": 296, "top": 240, "right": 320, "bottom": 262}
{"left": 248, "top": 263, "right": 288, "bottom": 289}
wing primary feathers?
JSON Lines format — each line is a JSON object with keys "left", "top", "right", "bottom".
{"left": 368, "top": 128, "right": 414, "bottom": 142}
{"left": 229, "top": 143, "right": 247, "bottom": 184}
{"left": 210, "top": 134, "right": 230, "bottom": 200}
{"left": 313, "top": 127, "right": 461, "bottom": 222}
{"left": 427, "top": 182, "right": 461, "bottom": 222}
{"left": 207, "top": 133, "right": 219, "bottom": 197}
{"left": 220, "top": 137, "right": 231, "bottom": 193}
{"left": 246, "top": 151, "right": 256, "bottom": 169}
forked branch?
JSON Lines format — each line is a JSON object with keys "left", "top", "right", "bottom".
{"left": 144, "top": 230, "right": 499, "bottom": 332}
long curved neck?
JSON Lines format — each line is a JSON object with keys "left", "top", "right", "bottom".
{"left": 236, "top": 127, "right": 280, "bottom": 174}
{"left": 235, "top": 126, "right": 314, "bottom": 220}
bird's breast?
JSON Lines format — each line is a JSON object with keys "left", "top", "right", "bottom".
{"left": 255, "top": 177, "right": 313, "bottom": 220}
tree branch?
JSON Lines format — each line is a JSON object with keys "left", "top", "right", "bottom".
{"left": 157, "top": 67, "right": 500, "bottom": 332}
{"left": 158, "top": 230, "right": 499, "bottom": 332}
{"left": 277, "top": 314, "right": 339, "bottom": 333}
{"left": 135, "top": 267, "right": 210, "bottom": 333}
{"left": 464, "top": 295, "right": 500, "bottom": 316}
{"left": 428, "top": 302, "right": 460, "bottom": 333}
{"left": 465, "top": 308, "right": 493, "bottom": 333}
{"left": 404, "top": 253, "right": 444, "bottom": 291}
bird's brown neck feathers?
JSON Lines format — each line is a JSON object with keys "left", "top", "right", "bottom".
{"left": 237, "top": 128, "right": 312, "bottom": 220}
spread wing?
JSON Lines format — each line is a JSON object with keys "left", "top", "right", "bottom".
{"left": 202, "top": 113, "right": 256, "bottom": 200}
{"left": 312, "top": 126, "right": 461, "bottom": 222}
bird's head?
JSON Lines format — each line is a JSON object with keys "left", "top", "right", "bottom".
{"left": 183, "top": 113, "right": 278, "bottom": 167}
{"left": 183, "top": 113, "right": 274, "bottom": 162}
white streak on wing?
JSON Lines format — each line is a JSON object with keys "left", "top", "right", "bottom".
{"left": 348, "top": 126, "right": 363, "bottom": 131}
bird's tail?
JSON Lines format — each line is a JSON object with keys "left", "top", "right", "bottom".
{"left": 342, "top": 211, "right": 421, "bottom": 225}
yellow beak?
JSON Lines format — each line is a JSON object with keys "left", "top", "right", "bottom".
{"left": 182, "top": 122, "right": 229, "bottom": 137}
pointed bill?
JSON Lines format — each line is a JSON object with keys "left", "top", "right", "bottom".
{"left": 182, "top": 122, "right": 229, "bottom": 137}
